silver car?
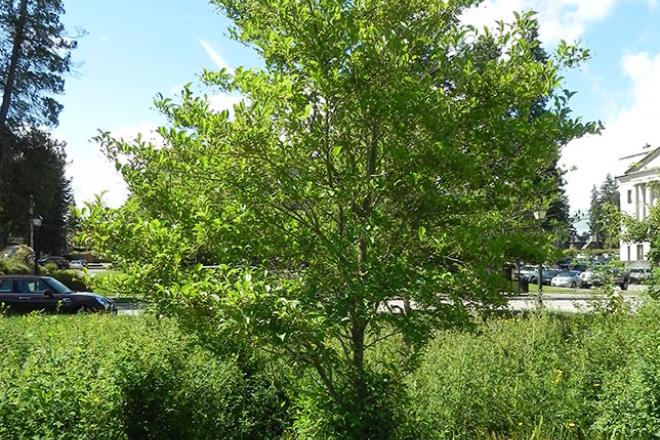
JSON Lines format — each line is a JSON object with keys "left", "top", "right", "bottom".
{"left": 629, "top": 268, "right": 652, "bottom": 284}
{"left": 550, "top": 271, "right": 582, "bottom": 288}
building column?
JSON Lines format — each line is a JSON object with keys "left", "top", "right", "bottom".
{"left": 636, "top": 184, "right": 641, "bottom": 219}
{"left": 651, "top": 184, "right": 656, "bottom": 209}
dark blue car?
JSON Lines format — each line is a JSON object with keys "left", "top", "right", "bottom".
{"left": 0, "top": 275, "right": 114, "bottom": 314}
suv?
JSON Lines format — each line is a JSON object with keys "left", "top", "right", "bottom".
{"left": 0, "top": 275, "right": 115, "bottom": 314}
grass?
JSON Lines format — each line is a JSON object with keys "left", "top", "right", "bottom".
{"left": 507, "top": 284, "right": 648, "bottom": 296}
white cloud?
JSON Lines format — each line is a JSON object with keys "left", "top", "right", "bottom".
{"left": 562, "top": 52, "right": 660, "bottom": 216}
{"left": 65, "top": 123, "right": 159, "bottom": 208}
{"left": 462, "top": 0, "right": 618, "bottom": 43}
{"left": 198, "top": 38, "right": 234, "bottom": 73}
{"left": 112, "top": 122, "right": 161, "bottom": 145}
{"left": 68, "top": 149, "right": 128, "bottom": 208}
{"left": 208, "top": 93, "right": 245, "bottom": 116}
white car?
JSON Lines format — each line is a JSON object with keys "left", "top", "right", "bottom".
{"left": 518, "top": 265, "right": 546, "bottom": 280}
{"left": 69, "top": 259, "right": 88, "bottom": 270}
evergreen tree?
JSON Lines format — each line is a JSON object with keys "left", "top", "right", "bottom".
{"left": 588, "top": 174, "right": 621, "bottom": 247}
{"left": 0, "top": 129, "right": 73, "bottom": 254}
{"left": 599, "top": 173, "right": 620, "bottom": 209}
{"left": 0, "top": 0, "right": 78, "bottom": 249}
{"left": 0, "top": 0, "right": 77, "bottom": 132}
{"left": 589, "top": 185, "right": 601, "bottom": 239}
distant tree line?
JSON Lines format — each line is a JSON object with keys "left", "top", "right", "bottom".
{"left": 0, "top": 0, "right": 77, "bottom": 254}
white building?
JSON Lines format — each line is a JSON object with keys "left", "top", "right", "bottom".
{"left": 617, "top": 147, "right": 660, "bottom": 264}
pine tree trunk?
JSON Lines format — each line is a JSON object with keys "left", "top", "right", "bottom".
{"left": 0, "top": 0, "right": 29, "bottom": 164}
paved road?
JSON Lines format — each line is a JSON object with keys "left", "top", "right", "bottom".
{"left": 505, "top": 294, "right": 644, "bottom": 314}
{"left": 115, "top": 293, "right": 647, "bottom": 317}
{"left": 381, "top": 293, "right": 646, "bottom": 315}
{"left": 114, "top": 302, "right": 145, "bottom": 316}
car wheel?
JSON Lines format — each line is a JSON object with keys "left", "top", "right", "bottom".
{"left": 570, "top": 281, "right": 576, "bottom": 289}
{"left": 620, "top": 280, "right": 629, "bottom": 291}
{"left": 76, "top": 306, "right": 94, "bottom": 314}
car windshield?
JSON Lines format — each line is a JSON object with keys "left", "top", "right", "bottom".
{"left": 45, "top": 278, "right": 72, "bottom": 294}
{"left": 558, "top": 272, "right": 577, "bottom": 277}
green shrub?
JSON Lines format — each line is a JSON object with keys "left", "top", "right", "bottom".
{"left": 407, "top": 306, "right": 660, "bottom": 440}
{"left": 0, "top": 315, "right": 292, "bottom": 439}
{"left": 408, "top": 316, "right": 586, "bottom": 439}
{"left": 3, "top": 305, "right": 660, "bottom": 439}
{"left": 45, "top": 268, "right": 90, "bottom": 291}
{"left": 0, "top": 256, "right": 31, "bottom": 275}
{"left": 592, "top": 306, "right": 660, "bottom": 438}
{"left": 89, "top": 270, "right": 132, "bottom": 297}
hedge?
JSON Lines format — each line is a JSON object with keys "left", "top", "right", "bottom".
{"left": 0, "top": 315, "right": 291, "bottom": 439}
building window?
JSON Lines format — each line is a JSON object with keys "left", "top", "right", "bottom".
{"left": 628, "top": 190, "right": 633, "bottom": 204}
{"left": 627, "top": 246, "right": 631, "bottom": 261}
{"left": 637, "top": 244, "right": 644, "bottom": 261}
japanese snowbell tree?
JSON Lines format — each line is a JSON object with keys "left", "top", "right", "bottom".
{"left": 79, "top": 1, "right": 597, "bottom": 437}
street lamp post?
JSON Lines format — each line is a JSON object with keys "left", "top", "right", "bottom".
{"left": 31, "top": 216, "right": 42, "bottom": 275}
{"left": 533, "top": 208, "right": 547, "bottom": 302}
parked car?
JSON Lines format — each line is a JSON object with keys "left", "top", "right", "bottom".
{"left": 578, "top": 267, "right": 629, "bottom": 290}
{"left": 518, "top": 265, "right": 546, "bottom": 281}
{"left": 528, "top": 267, "right": 562, "bottom": 285}
{"left": 69, "top": 259, "right": 88, "bottom": 269}
{"left": 550, "top": 271, "right": 582, "bottom": 288}
{"left": 37, "top": 256, "right": 70, "bottom": 270}
{"left": 571, "top": 263, "right": 588, "bottom": 272}
{"left": 0, "top": 275, "right": 115, "bottom": 314}
{"left": 629, "top": 268, "right": 653, "bottom": 284}
{"left": 556, "top": 257, "right": 573, "bottom": 270}
{"left": 529, "top": 267, "right": 562, "bottom": 286}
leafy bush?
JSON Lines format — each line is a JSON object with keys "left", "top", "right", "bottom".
{"left": 0, "top": 257, "right": 30, "bottom": 275}
{"left": 90, "top": 270, "right": 133, "bottom": 297}
{"left": 0, "top": 245, "right": 32, "bottom": 274}
{"left": 406, "top": 306, "right": 660, "bottom": 440}
{"left": 0, "top": 315, "right": 292, "bottom": 439}
{"left": 591, "top": 306, "right": 660, "bottom": 437}
{"left": 3, "top": 305, "right": 660, "bottom": 439}
{"left": 46, "top": 268, "right": 90, "bottom": 291}
{"left": 409, "top": 316, "right": 587, "bottom": 439}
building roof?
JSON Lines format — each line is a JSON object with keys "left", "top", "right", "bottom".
{"left": 624, "top": 146, "right": 660, "bottom": 175}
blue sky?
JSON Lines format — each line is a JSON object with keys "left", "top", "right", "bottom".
{"left": 55, "top": 0, "right": 660, "bottom": 219}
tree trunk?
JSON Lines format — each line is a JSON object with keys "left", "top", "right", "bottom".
{"left": 348, "top": 123, "right": 379, "bottom": 439}
{"left": 350, "top": 318, "right": 368, "bottom": 439}
{"left": 0, "top": 0, "right": 29, "bottom": 165}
